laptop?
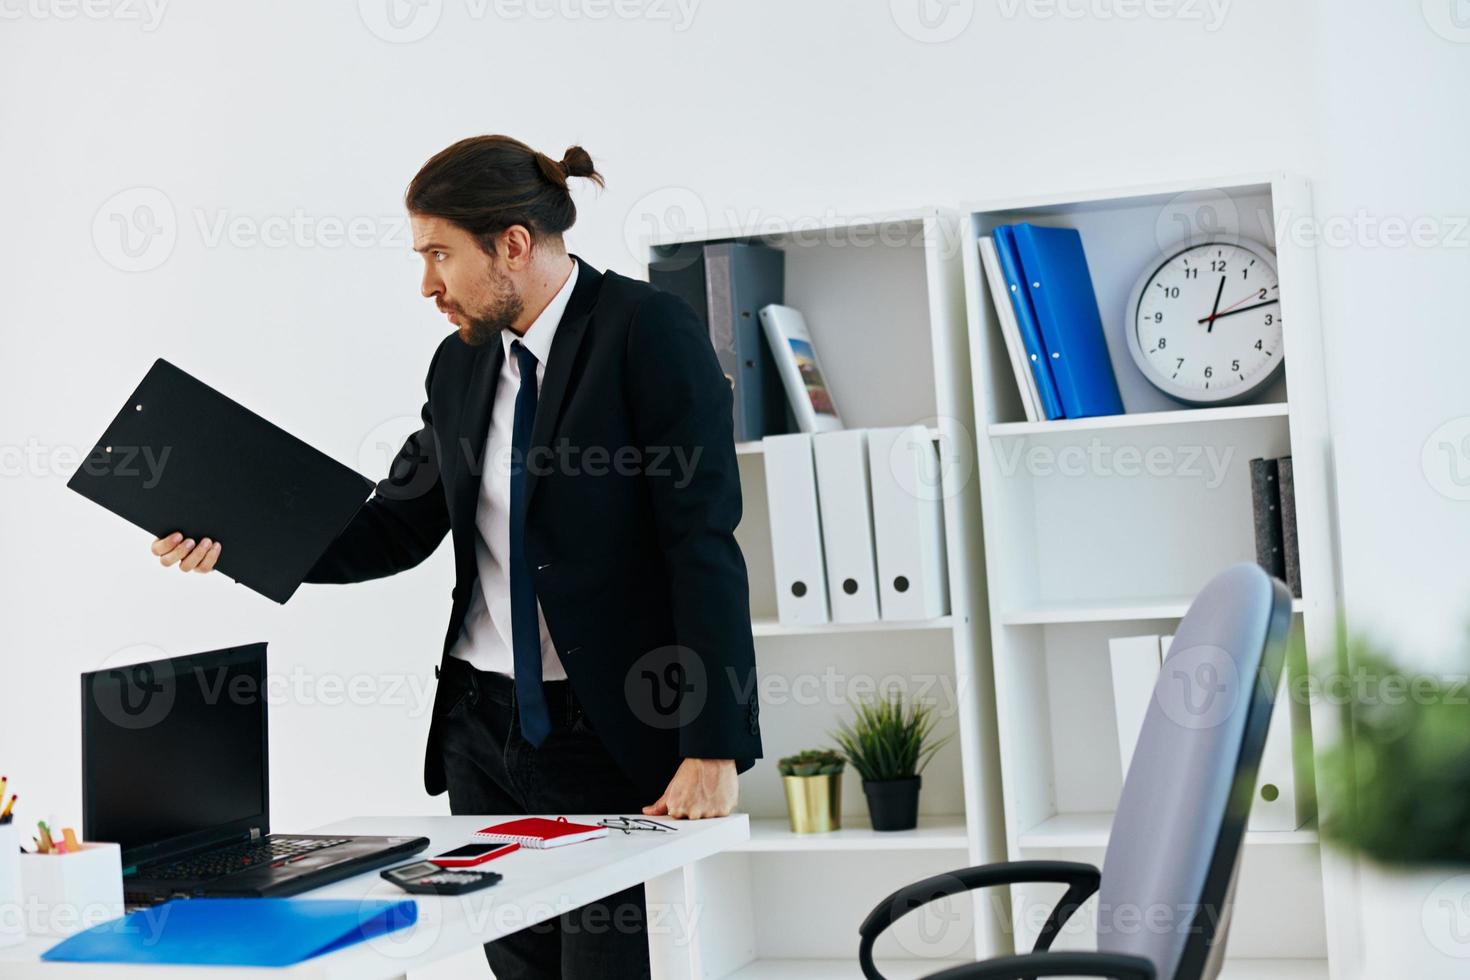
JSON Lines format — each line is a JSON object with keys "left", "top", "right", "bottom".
{"left": 82, "top": 643, "right": 428, "bottom": 905}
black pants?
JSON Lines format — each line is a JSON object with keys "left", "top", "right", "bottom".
{"left": 438, "top": 655, "right": 653, "bottom": 980}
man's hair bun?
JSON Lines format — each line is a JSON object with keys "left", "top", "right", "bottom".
{"left": 560, "top": 146, "right": 604, "bottom": 187}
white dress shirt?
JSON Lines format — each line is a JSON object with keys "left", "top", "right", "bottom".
{"left": 449, "top": 258, "right": 578, "bottom": 678}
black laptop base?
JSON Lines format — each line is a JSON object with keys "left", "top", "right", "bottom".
{"left": 125, "top": 833, "right": 430, "bottom": 905}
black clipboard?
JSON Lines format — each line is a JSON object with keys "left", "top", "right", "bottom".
{"left": 67, "top": 359, "right": 374, "bottom": 603}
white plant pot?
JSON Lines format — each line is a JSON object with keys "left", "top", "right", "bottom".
{"left": 1359, "top": 861, "right": 1470, "bottom": 979}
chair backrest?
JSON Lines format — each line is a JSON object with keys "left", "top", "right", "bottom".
{"left": 1098, "top": 562, "right": 1293, "bottom": 980}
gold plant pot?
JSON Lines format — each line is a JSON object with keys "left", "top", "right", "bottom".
{"left": 782, "top": 772, "right": 843, "bottom": 833}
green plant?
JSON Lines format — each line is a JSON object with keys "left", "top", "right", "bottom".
{"left": 777, "top": 748, "right": 845, "bottom": 777}
{"left": 1315, "top": 633, "right": 1470, "bottom": 867}
{"left": 830, "top": 692, "right": 952, "bottom": 782}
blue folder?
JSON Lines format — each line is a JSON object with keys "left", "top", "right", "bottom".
{"left": 42, "top": 898, "right": 417, "bottom": 966}
{"left": 1010, "top": 223, "right": 1125, "bottom": 419}
{"left": 992, "top": 225, "right": 1065, "bottom": 420}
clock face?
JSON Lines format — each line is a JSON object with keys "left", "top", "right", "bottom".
{"left": 1127, "top": 239, "right": 1284, "bottom": 404}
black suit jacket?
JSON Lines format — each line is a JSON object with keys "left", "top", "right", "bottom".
{"left": 305, "top": 256, "right": 762, "bottom": 802}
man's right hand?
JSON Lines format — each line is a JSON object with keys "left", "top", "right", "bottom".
{"left": 151, "top": 532, "right": 222, "bottom": 573}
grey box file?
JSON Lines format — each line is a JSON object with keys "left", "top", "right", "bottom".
{"left": 651, "top": 241, "right": 790, "bottom": 442}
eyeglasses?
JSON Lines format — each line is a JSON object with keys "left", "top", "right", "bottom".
{"left": 597, "top": 816, "right": 678, "bottom": 835}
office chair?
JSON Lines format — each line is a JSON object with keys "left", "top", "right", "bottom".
{"left": 858, "top": 562, "right": 1295, "bottom": 980}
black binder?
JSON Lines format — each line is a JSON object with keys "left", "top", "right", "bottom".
{"left": 650, "top": 241, "right": 790, "bottom": 442}
{"left": 67, "top": 359, "right": 374, "bottom": 603}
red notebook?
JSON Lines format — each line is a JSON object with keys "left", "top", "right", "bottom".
{"left": 471, "top": 816, "right": 608, "bottom": 849}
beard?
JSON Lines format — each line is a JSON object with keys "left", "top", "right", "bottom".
{"left": 455, "top": 264, "right": 524, "bottom": 346}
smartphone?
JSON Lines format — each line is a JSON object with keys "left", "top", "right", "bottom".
{"left": 429, "top": 841, "right": 520, "bottom": 868}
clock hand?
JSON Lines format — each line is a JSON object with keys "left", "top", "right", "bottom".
{"left": 1205, "top": 276, "right": 1226, "bottom": 333}
{"left": 1211, "top": 287, "right": 1279, "bottom": 320}
{"left": 1196, "top": 298, "right": 1281, "bottom": 325}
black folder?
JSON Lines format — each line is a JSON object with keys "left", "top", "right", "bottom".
{"left": 650, "top": 241, "right": 791, "bottom": 442}
{"left": 67, "top": 359, "right": 374, "bottom": 603}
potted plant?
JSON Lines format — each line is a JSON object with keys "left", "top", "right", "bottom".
{"left": 832, "top": 692, "right": 952, "bottom": 832}
{"left": 1314, "top": 635, "right": 1470, "bottom": 976}
{"left": 778, "top": 749, "right": 845, "bottom": 834}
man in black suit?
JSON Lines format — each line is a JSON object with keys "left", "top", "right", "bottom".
{"left": 150, "top": 135, "right": 762, "bottom": 979}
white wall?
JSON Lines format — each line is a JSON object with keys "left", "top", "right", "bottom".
{"left": 1310, "top": 0, "right": 1470, "bottom": 660}
{"left": 9, "top": 0, "right": 1425, "bottom": 853}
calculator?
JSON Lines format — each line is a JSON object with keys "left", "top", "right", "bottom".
{"left": 381, "top": 860, "right": 504, "bottom": 895}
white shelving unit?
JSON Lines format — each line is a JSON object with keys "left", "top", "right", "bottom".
{"left": 645, "top": 209, "right": 1009, "bottom": 977}
{"left": 959, "top": 174, "right": 1354, "bottom": 977}
{"left": 749, "top": 616, "right": 956, "bottom": 637}
{"left": 733, "top": 814, "right": 972, "bottom": 853}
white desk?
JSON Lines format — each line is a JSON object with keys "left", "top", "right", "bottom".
{"left": 0, "top": 814, "right": 749, "bottom": 979}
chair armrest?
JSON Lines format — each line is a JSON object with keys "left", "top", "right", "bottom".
{"left": 921, "top": 951, "right": 1157, "bottom": 980}
{"left": 858, "top": 861, "right": 1101, "bottom": 980}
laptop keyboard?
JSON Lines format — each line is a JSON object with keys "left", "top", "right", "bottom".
{"left": 134, "top": 836, "right": 352, "bottom": 882}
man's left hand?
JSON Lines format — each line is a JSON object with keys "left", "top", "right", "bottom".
{"left": 642, "top": 758, "right": 738, "bottom": 819}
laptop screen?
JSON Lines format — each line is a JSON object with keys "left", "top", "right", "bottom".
{"left": 82, "top": 643, "right": 269, "bottom": 867}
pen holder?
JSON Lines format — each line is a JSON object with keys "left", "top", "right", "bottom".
{"left": 20, "top": 842, "right": 124, "bottom": 938}
{"left": 0, "top": 822, "right": 24, "bottom": 947}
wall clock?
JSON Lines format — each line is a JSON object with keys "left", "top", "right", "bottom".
{"left": 1125, "top": 237, "right": 1283, "bottom": 405}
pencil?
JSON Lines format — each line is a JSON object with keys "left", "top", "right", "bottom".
{"left": 0, "top": 795, "right": 15, "bottom": 820}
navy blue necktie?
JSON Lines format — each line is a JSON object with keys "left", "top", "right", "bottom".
{"left": 509, "top": 339, "right": 551, "bottom": 747}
